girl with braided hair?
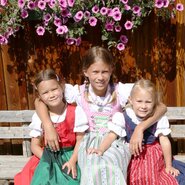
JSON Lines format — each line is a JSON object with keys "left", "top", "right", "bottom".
{"left": 35, "top": 46, "right": 167, "bottom": 184}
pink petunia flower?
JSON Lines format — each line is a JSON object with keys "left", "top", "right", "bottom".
{"left": 117, "top": 43, "right": 125, "bottom": 51}
{"left": 163, "top": 0, "right": 169, "bottom": 8}
{"left": 155, "top": 0, "right": 164, "bottom": 9}
{"left": 0, "top": 0, "right": 7, "bottom": 6}
{"left": 21, "top": 9, "right": 28, "bottom": 19}
{"left": 54, "top": 17, "right": 62, "bottom": 27}
{"left": 115, "top": 25, "right": 122, "bottom": 32}
{"left": 59, "top": 0, "right": 67, "bottom": 8}
{"left": 105, "top": 22, "right": 114, "bottom": 32}
{"left": 112, "top": 8, "right": 122, "bottom": 21}
{"left": 124, "top": 20, "right": 133, "bottom": 30}
{"left": 176, "top": 3, "right": 184, "bottom": 11}
{"left": 84, "top": 11, "right": 91, "bottom": 19}
{"left": 132, "top": 6, "right": 141, "bottom": 14}
{"left": 100, "top": 7, "right": 108, "bottom": 15}
{"left": 89, "top": 17, "right": 97, "bottom": 26}
{"left": 27, "top": 1, "right": 36, "bottom": 9}
{"left": 61, "top": 8, "right": 71, "bottom": 17}
{"left": 120, "top": 0, "right": 128, "bottom": 4}
{"left": 67, "top": 0, "right": 75, "bottom": 7}
{"left": 92, "top": 5, "right": 99, "bottom": 13}
{"left": 18, "top": 0, "right": 25, "bottom": 8}
{"left": 43, "top": 13, "right": 52, "bottom": 22}
{"left": 37, "top": 0, "right": 46, "bottom": 10}
{"left": 48, "top": 0, "right": 57, "bottom": 8}
{"left": 120, "top": 35, "right": 128, "bottom": 44}
{"left": 76, "top": 37, "right": 82, "bottom": 46}
{"left": 0, "top": 35, "right": 8, "bottom": 44}
{"left": 124, "top": 5, "right": 131, "bottom": 11}
{"left": 56, "top": 25, "right": 68, "bottom": 35}
{"left": 74, "top": 11, "right": 84, "bottom": 22}
{"left": 66, "top": 38, "right": 75, "bottom": 45}
{"left": 36, "top": 26, "right": 45, "bottom": 36}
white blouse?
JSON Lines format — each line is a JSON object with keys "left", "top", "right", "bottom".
{"left": 113, "top": 108, "right": 171, "bottom": 137}
{"left": 72, "top": 82, "right": 134, "bottom": 137}
{"left": 64, "top": 82, "right": 134, "bottom": 108}
{"left": 29, "top": 110, "right": 67, "bottom": 137}
{"left": 74, "top": 105, "right": 127, "bottom": 137}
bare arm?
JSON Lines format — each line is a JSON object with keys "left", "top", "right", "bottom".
{"left": 159, "top": 135, "right": 180, "bottom": 176}
{"left": 35, "top": 98, "right": 59, "bottom": 151}
{"left": 88, "top": 131, "right": 117, "bottom": 156}
{"left": 130, "top": 102, "right": 167, "bottom": 156}
{"left": 62, "top": 132, "right": 85, "bottom": 179}
{"left": 31, "top": 137, "right": 44, "bottom": 159}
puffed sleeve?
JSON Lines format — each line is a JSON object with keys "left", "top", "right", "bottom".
{"left": 64, "top": 84, "right": 82, "bottom": 105}
{"left": 108, "top": 112, "right": 126, "bottom": 137}
{"left": 117, "top": 82, "right": 134, "bottom": 107}
{"left": 154, "top": 116, "right": 171, "bottom": 137}
{"left": 74, "top": 106, "right": 89, "bottom": 132}
{"left": 29, "top": 113, "right": 43, "bottom": 137}
{"left": 64, "top": 83, "right": 76, "bottom": 103}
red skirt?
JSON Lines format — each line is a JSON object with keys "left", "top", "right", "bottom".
{"left": 127, "top": 142, "right": 178, "bottom": 185}
{"left": 14, "top": 155, "right": 39, "bottom": 185}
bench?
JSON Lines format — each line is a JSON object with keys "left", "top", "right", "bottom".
{"left": 0, "top": 108, "right": 185, "bottom": 183}
{"left": 0, "top": 110, "right": 34, "bottom": 184}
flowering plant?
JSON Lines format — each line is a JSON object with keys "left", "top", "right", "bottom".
{"left": 0, "top": 0, "right": 184, "bottom": 50}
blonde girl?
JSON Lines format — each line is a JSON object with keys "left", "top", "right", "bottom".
{"left": 119, "top": 79, "right": 185, "bottom": 185}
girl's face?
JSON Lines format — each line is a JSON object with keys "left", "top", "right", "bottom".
{"left": 129, "top": 88, "right": 155, "bottom": 119}
{"left": 84, "top": 60, "right": 113, "bottom": 97}
{"left": 37, "top": 79, "right": 64, "bottom": 108}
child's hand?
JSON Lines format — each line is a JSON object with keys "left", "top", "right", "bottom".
{"left": 44, "top": 124, "right": 60, "bottom": 152}
{"left": 62, "top": 161, "right": 77, "bottom": 179}
{"left": 129, "top": 125, "right": 144, "bottom": 156}
{"left": 165, "top": 166, "right": 180, "bottom": 177}
{"left": 87, "top": 148, "right": 103, "bottom": 156}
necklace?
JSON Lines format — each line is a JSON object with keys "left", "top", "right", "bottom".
{"left": 51, "top": 103, "right": 67, "bottom": 125}
{"left": 88, "top": 93, "right": 112, "bottom": 112}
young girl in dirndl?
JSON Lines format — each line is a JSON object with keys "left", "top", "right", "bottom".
{"left": 115, "top": 79, "right": 185, "bottom": 185}
{"left": 15, "top": 69, "right": 82, "bottom": 185}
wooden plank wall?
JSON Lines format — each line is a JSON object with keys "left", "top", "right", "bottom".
{"left": 0, "top": 10, "right": 185, "bottom": 155}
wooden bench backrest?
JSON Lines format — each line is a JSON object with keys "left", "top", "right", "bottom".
{"left": 0, "top": 110, "right": 34, "bottom": 139}
{"left": 0, "top": 107, "right": 185, "bottom": 156}
{"left": 0, "top": 108, "right": 185, "bottom": 138}
{"left": 165, "top": 107, "right": 185, "bottom": 138}
{"left": 0, "top": 110, "right": 35, "bottom": 157}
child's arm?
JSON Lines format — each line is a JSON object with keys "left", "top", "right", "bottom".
{"left": 35, "top": 98, "right": 59, "bottom": 152}
{"left": 62, "top": 132, "right": 85, "bottom": 179}
{"left": 159, "top": 135, "right": 180, "bottom": 177}
{"left": 130, "top": 102, "right": 167, "bottom": 156}
{"left": 30, "top": 137, "right": 44, "bottom": 159}
{"left": 87, "top": 131, "right": 117, "bottom": 156}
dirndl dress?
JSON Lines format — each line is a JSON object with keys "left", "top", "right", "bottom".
{"left": 124, "top": 110, "right": 185, "bottom": 185}
{"left": 74, "top": 86, "right": 131, "bottom": 185}
{"left": 31, "top": 104, "right": 81, "bottom": 185}
{"left": 14, "top": 155, "right": 39, "bottom": 185}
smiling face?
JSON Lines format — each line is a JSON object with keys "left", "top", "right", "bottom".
{"left": 129, "top": 87, "right": 155, "bottom": 119}
{"left": 37, "top": 79, "right": 64, "bottom": 109}
{"left": 84, "top": 59, "right": 113, "bottom": 97}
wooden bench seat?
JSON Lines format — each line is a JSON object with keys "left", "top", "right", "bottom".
{"left": 0, "top": 110, "right": 34, "bottom": 183}
{"left": 0, "top": 107, "right": 185, "bottom": 182}
{"left": 0, "top": 156, "right": 31, "bottom": 180}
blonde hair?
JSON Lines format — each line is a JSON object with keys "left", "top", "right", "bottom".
{"left": 130, "top": 79, "right": 160, "bottom": 112}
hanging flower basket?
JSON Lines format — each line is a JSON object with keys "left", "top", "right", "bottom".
{"left": 0, "top": 0, "right": 184, "bottom": 50}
